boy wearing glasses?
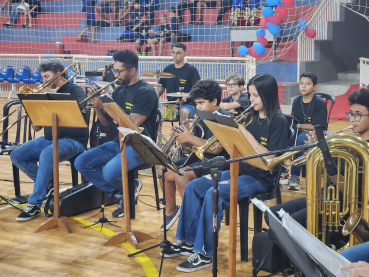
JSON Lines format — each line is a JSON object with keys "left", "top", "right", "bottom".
{"left": 288, "top": 72, "right": 327, "bottom": 190}
{"left": 74, "top": 49, "right": 158, "bottom": 218}
{"left": 158, "top": 43, "right": 201, "bottom": 124}
{"left": 220, "top": 74, "right": 250, "bottom": 115}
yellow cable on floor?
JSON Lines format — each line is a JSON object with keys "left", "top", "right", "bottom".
{"left": 72, "top": 216, "right": 159, "bottom": 277}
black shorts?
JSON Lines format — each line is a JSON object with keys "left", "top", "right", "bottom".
{"left": 174, "top": 155, "right": 206, "bottom": 178}
{"left": 205, "top": 1, "right": 218, "bottom": 8}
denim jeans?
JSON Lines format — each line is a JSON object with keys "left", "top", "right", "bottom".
{"left": 175, "top": 170, "right": 268, "bottom": 257}
{"left": 341, "top": 241, "right": 369, "bottom": 263}
{"left": 74, "top": 141, "right": 144, "bottom": 197}
{"left": 291, "top": 131, "right": 309, "bottom": 176}
{"left": 10, "top": 10, "right": 21, "bottom": 24}
{"left": 10, "top": 136, "right": 85, "bottom": 208}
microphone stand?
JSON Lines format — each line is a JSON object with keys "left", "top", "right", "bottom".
{"left": 185, "top": 142, "right": 319, "bottom": 277}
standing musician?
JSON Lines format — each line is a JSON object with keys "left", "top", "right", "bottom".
{"left": 158, "top": 43, "right": 201, "bottom": 123}
{"left": 161, "top": 73, "right": 289, "bottom": 272}
{"left": 75, "top": 49, "right": 158, "bottom": 218}
{"left": 159, "top": 79, "right": 230, "bottom": 232}
{"left": 11, "top": 59, "right": 89, "bottom": 222}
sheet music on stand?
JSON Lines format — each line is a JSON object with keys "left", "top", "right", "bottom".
{"left": 251, "top": 198, "right": 352, "bottom": 277}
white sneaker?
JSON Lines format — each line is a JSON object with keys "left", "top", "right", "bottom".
{"left": 288, "top": 175, "right": 301, "bottom": 191}
{"left": 279, "top": 172, "right": 289, "bottom": 185}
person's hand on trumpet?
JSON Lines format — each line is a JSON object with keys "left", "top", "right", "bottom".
{"left": 85, "top": 85, "right": 104, "bottom": 110}
{"left": 174, "top": 125, "right": 191, "bottom": 144}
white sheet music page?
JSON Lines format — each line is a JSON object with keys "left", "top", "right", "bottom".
{"left": 281, "top": 213, "right": 352, "bottom": 277}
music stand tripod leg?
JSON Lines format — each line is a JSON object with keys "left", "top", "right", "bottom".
{"left": 128, "top": 167, "right": 171, "bottom": 277}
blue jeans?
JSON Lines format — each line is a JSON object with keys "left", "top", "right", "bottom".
{"left": 341, "top": 241, "right": 369, "bottom": 263}
{"left": 291, "top": 131, "right": 309, "bottom": 176}
{"left": 10, "top": 136, "right": 85, "bottom": 208}
{"left": 176, "top": 170, "right": 268, "bottom": 257}
{"left": 10, "top": 10, "right": 22, "bottom": 24}
{"left": 74, "top": 141, "right": 144, "bottom": 197}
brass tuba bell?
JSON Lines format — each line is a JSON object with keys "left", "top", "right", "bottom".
{"left": 342, "top": 208, "right": 369, "bottom": 244}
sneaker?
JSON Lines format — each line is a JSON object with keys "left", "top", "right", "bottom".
{"left": 176, "top": 253, "right": 212, "bottom": 272}
{"left": 44, "top": 186, "right": 54, "bottom": 199}
{"left": 138, "top": 53, "right": 142, "bottom": 56}
{"left": 160, "top": 241, "right": 193, "bottom": 257}
{"left": 279, "top": 172, "right": 289, "bottom": 185}
{"left": 160, "top": 205, "right": 180, "bottom": 231}
{"left": 188, "top": 21, "right": 196, "bottom": 25}
{"left": 288, "top": 175, "right": 301, "bottom": 191}
{"left": 141, "top": 52, "right": 147, "bottom": 56}
{"left": 16, "top": 203, "right": 41, "bottom": 221}
{"left": 196, "top": 20, "right": 204, "bottom": 25}
{"left": 112, "top": 194, "right": 124, "bottom": 217}
{"left": 134, "top": 179, "right": 143, "bottom": 202}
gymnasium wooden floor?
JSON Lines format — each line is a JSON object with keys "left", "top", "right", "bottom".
{"left": 0, "top": 97, "right": 351, "bottom": 276}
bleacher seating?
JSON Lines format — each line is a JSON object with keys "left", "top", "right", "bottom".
{"left": 7, "top": 66, "right": 30, "bottom": 83}
{"left": 0, "top": 66, "right": 14, "bottom": 82}
{"left": 23, "top": 69, "right": 43, "bottom": 84}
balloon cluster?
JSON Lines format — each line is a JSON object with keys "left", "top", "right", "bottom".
{"left": 237, "top": 0, "right": 317, "bottom": 58}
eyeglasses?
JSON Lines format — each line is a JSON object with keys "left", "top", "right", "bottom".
{"left": 112, "top": 67, "right": 131, "bottom": 76}
{"left": 225, "top": 83, "right": 238, "bottom": 87}
{"left": 346, "top": 111, "right": 369, "bottom": 122}
{"left": 171, "top": 51, "right": 183, "bottom": 56}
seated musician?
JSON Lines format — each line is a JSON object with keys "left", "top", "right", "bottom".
{"left": 161, "top": 73, "right": 289, "bottom": 272}
{"left": 219, "top": 74, "right": 250, "bottom": 115}
{"left": 75, "top": 49, "right": 158, "bottom": 218}
{"left": 267, "top": 87, "right": 369, "bottom": 255}
{"left": 288, "top": 72, "right": 327, "bottom": 190}
{"left": 11, "top": 59, "right": 89, "bottom": 222}
{"left": 159, "top": 79, "right": 230, "bottom": 231}
{"left": 158, "top": 43, "right": 201, "bottom": 123}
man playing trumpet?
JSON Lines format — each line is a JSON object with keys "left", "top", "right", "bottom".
{"left": 159, "top": 79, "right": 230, "bottom": 231}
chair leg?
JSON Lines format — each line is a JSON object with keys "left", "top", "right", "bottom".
{"left": 239, "top": 200, "right": 250, "bottom": 262}
{"left": 70, "top": 163, "right": 79, "bottom": 187}
{"left": 253, "top": 204, "right": 263, "bottom": 234}
{"left": 12, "top": 163, "right": 20, "bottom": 196}
{"left": 151, "top": 165, "right": 160, "bottom": 210}
{"left": 225, "top": 206, "right": 230, "bottom": 226}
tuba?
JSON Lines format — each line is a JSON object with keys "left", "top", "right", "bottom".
{"left": 342, "top": 208, "right": 369, "bottom": 244}
{"left": 305, "top": 133, "right": 369, "bottom": 252}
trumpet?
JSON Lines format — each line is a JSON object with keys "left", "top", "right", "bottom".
{"left": 0, "top": 62, "right": 81, "bottom": 137}
{"left": 161, "top": 117, "right": 204, "bottom": 167}
{"left": 193, "top": 103, "right": 254, "bottom": 160}
{"left": 80, "top": 79, "right": 118, "bottom": 113}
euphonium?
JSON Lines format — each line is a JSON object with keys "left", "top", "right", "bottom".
{"left": 193, "top": 103, "right": 254, "bottom": 160}
{"left": 80, "top": 79, "right": 118, "bottom": 112}
{"left": 342, "top": 208, "right": 369, "bottom": 244}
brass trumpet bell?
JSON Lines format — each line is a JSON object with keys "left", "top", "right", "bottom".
{"left": 342, "top": 208, "right": 369, "bottom": 244}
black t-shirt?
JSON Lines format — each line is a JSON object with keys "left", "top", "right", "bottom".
{"left": 159, "top": 63, "right": 201, "bottom": 106}
{"left": 239, "top": 111, "right": 289, "bottom": 188}
{"left": 292, "top": 94, "right": 327, "bottom": 129}
{"left": 221, "top": 92, "right": 250, "bottom": 115}
{"left": 43, "top": 82, "right": 89, "bottom": 147}
{"left": 193, "top": 108, "right": 230, "bottom": 160}
{"left": 136, "top": 21, "right": 150, "bottom": 38}
{"left": 158, "top": 24, "right": 170, "bottom": 37}
{"left": 111, "top": 80, "right": 158, "bottom": 142}
{"left": 131, "top": 7, "right": 145, "bottom": 22}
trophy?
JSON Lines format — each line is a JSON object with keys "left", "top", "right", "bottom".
{"left": 230, "top": 7, "right": 236, "bottom": 26}
{"left": 244, "top": 7, "right": 250, "bottom": 26}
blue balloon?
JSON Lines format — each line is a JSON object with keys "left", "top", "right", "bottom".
{"left": 256, "top": 28, "right": 266, "bottom": 37}
{"left": 262, "top": 7, "right": 274, "bottom": 17}
{"left": 237, "top": 45, "right": 249, "bottom": 56}
{"left": 267, "top": 22, "right": 281, "bottom": 36}
{"left": 253, "top": 42, "right": 265, "bottom": 55}
{"left": 266, "top": 0, "right": 280, "bottom": 6}
{"left": 298, "top": 19, "right": 308, "bottom": 30}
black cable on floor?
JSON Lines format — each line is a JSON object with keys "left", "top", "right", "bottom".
{"left": 0, "top": 195, "right": 23, "bottom": 212}
{"left": 137, "top": 194, "right": 163, "bottom": 210}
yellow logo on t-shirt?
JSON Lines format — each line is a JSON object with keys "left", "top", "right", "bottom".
{"left": 307, "top": 116, "right": 311, "bottom": 123}
{"left": 260, "top": 137, "right": 268, "bottom": 146}
{"left": 179, "top": 79, "right": 187, "bottom": 84}
{"left": 126, "top": 102, "right": 133, "bottom": 110}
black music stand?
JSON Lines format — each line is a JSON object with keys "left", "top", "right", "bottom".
{"left": 122, "top": 133, "right": 183, "bottom": 277}
{"left": 251, "top": 198, "right": 352, "bottom": 277}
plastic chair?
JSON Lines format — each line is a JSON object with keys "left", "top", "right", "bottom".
{"left": 23, "top": 69, "right": 42, "bottom": 84}
{"left": 315, "top": 93, "right": 335, "bottom": 123}
{"left": 0, "top": 66, "right": 14, "bottom": 82}
{"left": 7, "top": 66, "right": 31, "bottom": 98}
{"left": 224, "top": 166, "right": 283, "bottom": 262}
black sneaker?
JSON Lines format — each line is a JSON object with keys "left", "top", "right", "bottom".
{"left": 44, "top": 186, "right": 54, "bottom": 199}
{"left": 176, "top": 253, "right": 212, "bottom": 272}
{"left": 134, "top": 178, "right": 143, "bottom": 203}
{"left": 112, "top": 195, "right": 124, "bottom": 217}
{"left": 16, "top": 203, "right": 41, "bottom": 221}
{"left": 160, "top": 241, "right": 193, "bottom": 257}
{"left": 160, "top": 205, "right": 180, "bottom": 231}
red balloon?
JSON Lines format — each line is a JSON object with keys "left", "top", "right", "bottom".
{"left": 260, "top": 17, "right": 269, "bottom": 29}
{"left": 305, "top": 28, "right": 316, "bottom": 38}
{"left": 283, "top": 0, "right": 294, "bottom": 7}
{"left": 276, "top": 6, "right": 288, "bottom": 17}
{"left": 257, "top": 36, "right": 268, "bottom": 46}
{"left": 269, "top": 15, "right": 281, "bottom": 25}
{"left": 250, "top": 46, "right": 262, "bottom": 58}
